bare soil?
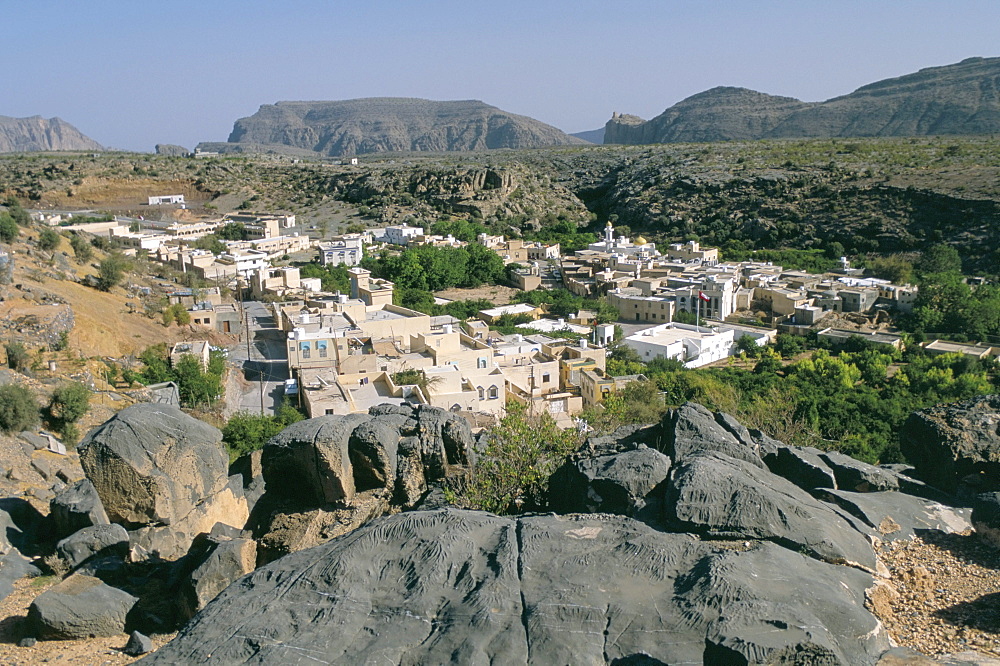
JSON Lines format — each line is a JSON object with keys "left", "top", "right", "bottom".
{"left": 872, "top": 530, "right": 1000, "bottom": 658}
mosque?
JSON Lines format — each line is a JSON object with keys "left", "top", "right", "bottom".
{"left": 586, "top": 221, "right": 660, "bottom": 258}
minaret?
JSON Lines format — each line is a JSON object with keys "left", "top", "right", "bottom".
{"left": 605, "top": 221, "right": 615, "bottom": 245}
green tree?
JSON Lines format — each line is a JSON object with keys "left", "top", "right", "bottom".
{"left": 38, "top": 228, "right": 60, "bottom": 251}
{"left": 216, "top": 222, "right": 248, "bottom": 241}
{"left": 4, "top": 197, "right": 30, "bottom": 226}
{"left": 69, "top": 234, "right": 92, "bottom": 262}
{"left": 454, "top": 402, "right": 580, "bottom": 514}
{"left": 48, "top": 382, "right": 91, "bottom": 424}
{"left": 0, "top": 384, "right": 40, "bottom": 433}
{"left": 96, "top": 252, "right": 130, "bottom": 291}
{"left": 917, "top": 244, "right": 962, "bottom": 276}
{"left": 5, "top": 341, "right": 29, "bottom": 371}
{"left": 173, "top": 354, "right": 222, "bottom": 407}
{"left": 0, "top": 212, "right": 19, "bottom": 243}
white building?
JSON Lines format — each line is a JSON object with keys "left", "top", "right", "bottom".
{"left": 148, "top": 195, "right": 185, "bottom": 205}
{"left": 382, "top": 224, "right": 424, "bottom": 246}
{"left": 318, "top": 237, "right": 364, "bottom": 266}
{"left": 623, "top": 323, "right": 735, "bottom": 369}
{"left": 586, "top": 221, "right": 659, "bottom": 258}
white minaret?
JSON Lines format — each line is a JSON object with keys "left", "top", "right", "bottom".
{"left": 604, "top": 221, "right": 615, "bottom": 245}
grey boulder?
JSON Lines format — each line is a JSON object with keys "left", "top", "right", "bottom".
{"left": 548, "top": 446, "right": 670, "bottom": 520}
{"left": 262, "top": 413, "right": 369, "bottom": 507}
{"left": 661, "top": 402, "right": 765, "bottom": 468}
{"left": 819, "top": 490, "right": 972, "bottom": 541}
{"left": 819, "top": 450, "right": 900, "bottom": 493}
{"left": 50, "top": 479, "right": 110, "bottom": 540}
{"left": 77, "top": 403, "right": 232, "bottom": 527}
{"left": 764, "top": 445, "right": 838, "bottom": 490}
{"left": 28, "top": 574, "right": 137, "bottom": 639}
{"left": 143, "top": 510, "right": 890, "bottom": 665}
{"left": 55, "top": 524, "right": 129, "bottom": 569}
{"left": 667, "top": 451, "right": 880, "bottom": 571}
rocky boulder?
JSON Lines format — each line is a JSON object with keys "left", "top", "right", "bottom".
{"left": 28, "top": 574, "right": 137, "bottom": 639}
{"left": 50, "top": 479, "right": 109, "bottom": 540}
{"left": 661, "top": 402, "right": 765, "bottom": 467}
{"left": 78, "top": 403, "right": 248, "bottom": 560}
{"left": 55, "top": 524, "right": 129, "bottom": 570}
{"left": 764, "top": 445, "right": 838, "bottom": 490}
{"left": 262, "top": 413, "right": 369, "bottom": 507}
{"left": 548, "top": 445, "right": 670, "bottom": 520}
{"left": 901, "top": 395, "right": 1000, "bottom": 493}
{"left": 180, "top": 526, "right": 257, "bottom": 620}
{"left": 144, "top": 509, "right": 890, "bottom": 665}
{"left": 667, "top": 451, "right": 880, "bottom": 571}
{"left": 971, "top": 492, "right": 1000, "bottom": 548}
{"left": 78, "top": 403, "right": 233, "bottom": 527}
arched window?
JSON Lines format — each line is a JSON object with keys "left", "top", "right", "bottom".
{"left": 477, "top": 386, "right": 485, "bottom": 400}
{"left": 488, "top": 386, "right": 499, "bottom": 399}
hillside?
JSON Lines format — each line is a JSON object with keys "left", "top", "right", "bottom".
{"left": 203, "top": 98, "right": 587, "bottom": 156}
{"left": 606, "top": 56, "right": 1000, "bottom": 144}
{"left": 0, "top": 116, "right": 103, "bottom": 153}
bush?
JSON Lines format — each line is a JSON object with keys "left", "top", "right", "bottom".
{"left": 0, "top": 384, "right": 40, "bottom": 433}
{"left": 96, "top": 252, "right": 130, "bottom": 291}
{"left": 0, "top": 212, "right": 18, "bottom": 243}
{"left": 38, "top": 228, "right": 60, "bottom": 251}
{"left": 69, "top": 234, "right": 92, "bottom": 262}
{"left": 5, "top": 341, "right": 29, "bottom": 371}
{"left": 48, "top": 382, "right": 91, "bottom": 424}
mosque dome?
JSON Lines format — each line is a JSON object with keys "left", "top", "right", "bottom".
{"left": 635, "top": 236, "right": 648, "bottom": 245}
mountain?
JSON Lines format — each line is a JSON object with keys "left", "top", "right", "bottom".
{"left": 606, "top": 56, "right": 1000, "bottom": 144}
{"left": 0, "top": 115, "right": 103, "bottom": 153}
{"left": 570, "top": 127, "right": 605, "bottom": 144}
{"left": 204, "top": 98, "right": 587, "bottom": 157}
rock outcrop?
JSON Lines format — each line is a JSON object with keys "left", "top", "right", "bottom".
{"left": 900, "top": 394, "right": 1000, "bottom": 493}
{"left": 77, "top": 403, "right": 248, "bottom": 560}
{"left": 0, "top": 115, "right": 103, "bottom": 153}
{"left": 606, "top": 57, "right": 1000, "bottom": 144}
{"left": 142, "top": 510, "right": 891, "bottom": 665}
{"left": 205, "top": 98, "right": 587, "bottom": 157}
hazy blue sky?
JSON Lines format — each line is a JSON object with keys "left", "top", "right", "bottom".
{"left": 5, "top": 0, "right": 998, "bottom": 151}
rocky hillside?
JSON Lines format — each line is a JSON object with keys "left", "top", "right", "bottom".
{"left": 0, "top": 116, "right": 103, "bottom": 153}
{"left": 204, "top": 98, "right": 587, "bottom": 157}
{"left": 606, "top": 56, "right": 1000, "bottom": 144}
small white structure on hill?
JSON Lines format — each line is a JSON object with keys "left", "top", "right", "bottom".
{"left": 148, "top": 194, "right": 185, "bottom": 205}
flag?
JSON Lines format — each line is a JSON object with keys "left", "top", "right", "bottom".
{"left": 698, "top": 291, "right": 710, "bottom": 302}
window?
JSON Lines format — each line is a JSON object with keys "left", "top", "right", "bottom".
{"left": 542, "top": 373, "right": 550, "bottom": 383}
{"left": 488, "top": 386, "right": 499, "bottom": 399}
{"left": 318, "top": 340, "right": 328, "bottom": 358}
{"left": 477, "top": 387, "right": 485, "bottom": 400}
{"left": 477, "top": 357, "right": 487, "bottom": 369}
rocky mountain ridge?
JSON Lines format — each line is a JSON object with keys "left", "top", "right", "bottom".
{"left": 0, "top": 116, "right": 103, "bottom": 153}
{"left": 201, "top": 98, "right": 587, "bottom": 157}
{"left": 606, "top": 56, "right": 1000, "bottom": 144}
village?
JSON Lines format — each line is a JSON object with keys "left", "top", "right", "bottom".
{"left": 31, "top": 201, "right": 992, "bottom": 430}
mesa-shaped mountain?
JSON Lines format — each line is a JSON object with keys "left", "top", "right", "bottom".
{"left": 606, "top": 56, "right": 1000, "bottom": 144}
{"left": 0, "top": 115, "right": 103, "bottom": 153}
{"left": 204, "top": 98, "right": 587, "bottom": 157}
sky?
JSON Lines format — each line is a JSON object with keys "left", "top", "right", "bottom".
{"left": 4, "top": 0, "right": 999, "bottom": 152}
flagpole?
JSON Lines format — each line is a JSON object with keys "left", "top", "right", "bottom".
{"left": 696, "top": 290, "right": 700, "bottom": 329}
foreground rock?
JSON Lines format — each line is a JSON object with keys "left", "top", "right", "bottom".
{"left": 50, "top": 479, "right": 110, "bottom": 540}
{"left": 901, "top": 395, "right": 1000, "bottom": 493}
{"left": 143, "top": 509, "right": 890, "bottom": 665}
{"left": 77, "top": 403, "right": 248, "bottom": 560}
{"left": 28, "top": 574, "right": 137, "bottom": 639}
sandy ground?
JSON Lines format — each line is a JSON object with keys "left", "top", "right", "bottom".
{"left": 435, "top": 284, "right": 517, "bottom": 305}
{"left": 0, "top": 579, "right": 173, "bottom": 665}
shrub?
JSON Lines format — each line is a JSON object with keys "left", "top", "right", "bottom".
{"left": 0, "top": 384, "right": 40, "bottom": 433}
{"left": 96, "top": 252, "right": 129, "bottom": 291}
{"left": 38, "top": 228, "right": 60, "bottom": 251}
{"left": 5, "top": 341, "right": 29, "bottom": 371}
{"left": 48, "top": 382, "right": 91, "bottom": 424}
{"left": 0, "top": 212, "right": 18, "bottom": 243}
